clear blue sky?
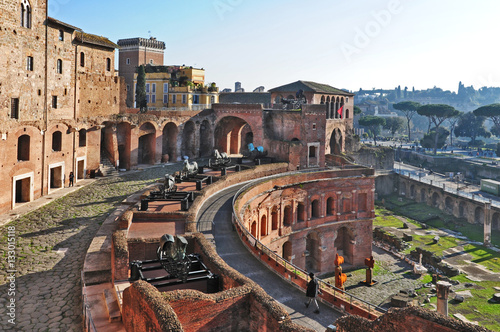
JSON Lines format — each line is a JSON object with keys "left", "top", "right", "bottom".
{"left": 50, "top": 0, "right": 500, "bottom": 93}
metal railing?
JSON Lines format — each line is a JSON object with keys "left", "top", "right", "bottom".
{"left": 81, "top": 271, "right": 97, "bottom": 332}
{"left": 395, "top": 168, "right": 500, "bottom": 208}
{"left": 231, "top": 170, "right": 387, "bottom": 315}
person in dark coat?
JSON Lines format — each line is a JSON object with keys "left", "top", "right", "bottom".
{"left": 69, "top": 171, "right": 74, "bottom": 187}
{"left": 304, "top": 272, "right": 320, "bottom": 313}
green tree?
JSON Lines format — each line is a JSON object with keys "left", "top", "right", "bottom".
{"left": 358, "top": 116, "right": 386, "bottom": 145}
{"left": 354, "top": 106, "right": 362, "bottom": 116}
{"left": 454, "top": 112, "right": 490, "bottom": 146}
{"left": 473, "top": 103, "right": 500, "bottom": 136}
{"left": 420, "top": 127, "right": 449, "bottom": 150}
{"left": 383, "top": 116, "right": 406, "bottom": 137}
{"left": 136, "top": 65, "right": 147, "bottom": 113}
{"left": 417, "top": 104, "right": 460, "bottom": 154}
{"left": 393, "top": 101, "right": 421, "bottom": 142}
{"left": 445, "top": 111, "right": 462, "bottom": 147}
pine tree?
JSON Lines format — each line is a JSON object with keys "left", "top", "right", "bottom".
{"left": 136, "top": 65, "right": 147, "bottom": 113}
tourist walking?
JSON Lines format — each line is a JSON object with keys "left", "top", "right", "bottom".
{"left": 304, "top": 272, "right": 321, "bottom": 314}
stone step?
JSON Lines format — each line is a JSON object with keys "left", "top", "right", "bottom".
{"left": 102, "top": 288, "right": 122, "bottom": 322}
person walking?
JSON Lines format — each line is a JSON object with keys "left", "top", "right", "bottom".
{"left": 69, "top": 171, "right": 74, "bottom": 187}
{"left": 304, "top": 272, "right": 321, "bottom": 314}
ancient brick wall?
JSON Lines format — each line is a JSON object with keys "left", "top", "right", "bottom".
{"left": 235, "top": 169, "right": 375, "bottom": 270}
{"left": 336, "top": 306, "right": 490, "bottom": 332}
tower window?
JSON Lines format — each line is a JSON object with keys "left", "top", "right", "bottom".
{"left": 52, "top": 96, "right": 58, "bottom": 109}
{"left": 59, "top": 29, "right": 64, "bottom": 41}
{"left": 27, "top": 56, "right": 33, "bottom": 71}
{"left": 11, "top": 98, "right": 20, "bottom": 119}
{"left": 57, "top": 59, "right": 62, "bottom": 74}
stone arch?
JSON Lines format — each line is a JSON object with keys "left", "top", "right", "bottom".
{"left": 182, "top": 121, "right": 196, "bottom": 159}
{"left": 320, "top": 96, "right": 325, "bottom": 104}
{"left": 162, "top": 122, "right": 178, "bottom": 162}
{"left": 329, "top": 128, "right": 343, "bottom": 155}
{"left": 335, "top": 226, "right": 354, "bottom": 265}
{"left": 445, "top": 197, "right": 454, "bottom": 213}
{"left": 251, "top": 221, "right": 257, "bottom": 238}
{"left": 459, "top": 201, "right": 467, "bottom": 218}
{"left": 78, "top": 128, "right": 87, "bottom": 147}
{"left": 271, "top": 207, "right": 279, "bottom": 230}
{"left": 306, "top": 231, "right": 320, "bottom": 272}
{"left": 138, "top": 122, "right": 156, "bottom": 164}
{"left": 474, "top": 207, "right": 484, "bottom": 224}
{"left": 214, "top": 116, "right": 254, "bottom": 155}
{"left": 311, "top": 199, "right": 321, "bottom": 218}
{"left": 283, "top": 205, "right": 293, "bottom": 226}
{"left": 492, "top": 212, "right": 500, "bottom": 230}
{"left": 335, "top": 97, "right": 340, "bottom": 118}
{"left": 260, "top": 214, "right": 267, "bottom": 236}
{"left": 199, "top": 120, "right": 212, "bottom": 157}
{"left": 283, "top": 241, "right": 292, "bottom": 262}
{"left": 117, "top": 122, "right": 131, "bottom": 170}
{"left": 326, "top": 197, "right": 335, "bottom": 215}
{"left": 431, "top": 192, "right": 440, "bottom": 208}
{"left": 52, "top": 131, "right": 62, "bottom": 151}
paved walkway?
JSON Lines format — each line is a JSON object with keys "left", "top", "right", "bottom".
{"left": 197, "top": 185, "right": 343, "bottom": 331}
{"left": 0, "top": 164, "right": 182, "bottom": 331}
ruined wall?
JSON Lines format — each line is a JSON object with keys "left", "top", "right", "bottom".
{"left": 236, "top": 168, "right": 375, "bottom": 270}
{"left": 336, "top": 306, "right": 490, "bottom": 332}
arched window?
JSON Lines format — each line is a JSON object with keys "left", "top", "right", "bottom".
{"left": 57, "top": 59, "right": 63, "bottom": 74}
{"left": 79, "top": 129, "right": 87, "bottom": 147}
{"left": 20, "top": 1, "right": 31, "bottom": 28}
{"left": 311, "top": 199, "right": 320, "bottom": 218}
{"left": 52, "top": 131, "right": 62, "bottom": 151}
{"left": 18, "top": 135, "right": 30, "bottom": 161}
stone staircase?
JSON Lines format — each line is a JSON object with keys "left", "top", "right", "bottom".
{"left": 100, "top": 153, "right": 119, "bottom": 177}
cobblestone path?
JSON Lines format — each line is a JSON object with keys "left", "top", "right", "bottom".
{"left": 0, "top": 164, "right": 182, "bottom": 331}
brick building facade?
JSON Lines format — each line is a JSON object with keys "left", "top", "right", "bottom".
{"left": 0, "top": 0, "right": 124, "bottom": 213}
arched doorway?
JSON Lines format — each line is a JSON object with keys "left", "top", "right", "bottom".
{"left": 162, "top": 122, "right": 178, "bottom": 162}
{"left": 251, "top": 221, "right": 257, "bottom": 238}
{"left": 182, "top": 121, "right": 196, "bottom": 159}
{"left": 335, "top": 227, "right": 354, "bottom": 264}
{"left": 445, "top": 197, "right": 453, "bottom": 213}
{"left": 283, "top": 241, "right": 292, "bottom": 262}
{"left": 329, "top": 128, "right": 343, "bottom": 155}
{"left": 311, "top": 199, "right": 320, "bottom": 218}
{"left": 138, "top": 122, "right": 156, "bottom": 164}
{"left": 260, "top": 215, "right": 267, "bottom": 237}
{"left": 214, "top": 116, "right": 253, "bottom": 155}
{"left": 199, "top": 120, "right": 212, "bottom": 157}
{"left": 306, "top": 231, "right": 320, "bottom": 272}
{"left": 117, "top": 122, "right": 131, "bottom": 170}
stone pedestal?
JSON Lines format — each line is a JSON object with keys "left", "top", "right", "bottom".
{"left": 436, "top": 281, "right": 451, "bottom": 316}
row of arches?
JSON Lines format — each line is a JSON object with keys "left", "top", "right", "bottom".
{"left": 248, "top": 192, "right": 369, "bottom": 241}
{"left": 16, "top": 129, "right": 87, "bottom": 162}
{"left": 114, "top": 115, "right": 256, "bottom": 169}
{"left": 321, "top": 96, "right": 349, "bottom": 120}
{"left": 403, "top": 182, "right": 500, "bottom": 230}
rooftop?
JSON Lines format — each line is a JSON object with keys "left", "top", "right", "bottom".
{"left": 269, "top": 80, "right": 354, "bottom": 96}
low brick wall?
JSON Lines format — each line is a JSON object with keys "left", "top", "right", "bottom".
{"left": 185, "top": 163, "right": 291, "bottom": 232}
{"left": 121, "top": 233, "right": 313, "bottom": 332}
{"left": 336, "top": 306, "right": 490, "bottom": 332}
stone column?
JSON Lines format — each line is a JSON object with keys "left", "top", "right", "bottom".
{"left": 436, "top": 281, "right": 451, "bottom": 316}
{"left": 484, "top": 202, "right": 492, "bottom": 246}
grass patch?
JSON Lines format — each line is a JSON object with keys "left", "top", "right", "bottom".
{"left": 403, "top": 234, "right": 461, "bottom": 256}
{"left": 463, "top": 244, "right": 500, "bottom": 273}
